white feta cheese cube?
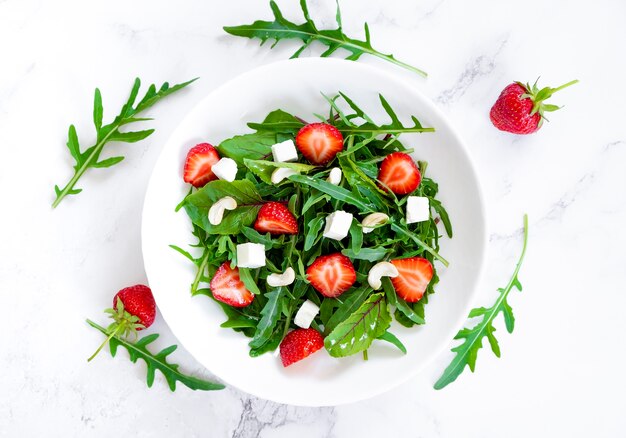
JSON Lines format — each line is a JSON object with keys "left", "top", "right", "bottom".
{"left": 236, "top": 242, "right": 266, "bottom": 268}
{"left": 323, "top": 210, "right": 353, "bottom": 240}
{"left": 211, "top": 157, "right": 238, "bottom": 182}
{"left": 406, "top": 196, "right": 430, "bottom": 224}
{"left": 326, "top": 167, "right": 342, "bottom": 185}
{"left": 271, "top": 139, "right": 298, "bottom": 162}
{"left": 294, "top": 300, "right": 320, "bottom": 329}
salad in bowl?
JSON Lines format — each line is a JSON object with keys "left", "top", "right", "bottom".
{"left": 172, "top": 92, "right": 452, "bottom": 368}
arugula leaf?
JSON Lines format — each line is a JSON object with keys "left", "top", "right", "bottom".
{"left": 377, "top": 331, "right": 407, "bottom": 354}
{"left": 323, "top": 285, "right": 371, "bottom": 335}
{"left": 249, "top": 288, "right": 284, "bottom": 349}
{"left": 53, "top": 77, "right": 196, "bottom": 208}
{"left": 341, "top": 247, "right": 389, "bottom": 262}
{"left": 239, "top": 268, "right": 262, "bottom": 295}
{"left": 304, "top": 216, "right": 325, "bottom": 251}
{"left": 86, "top": 319, "right": 224, "bottom": 391}
{"left": 391, "top": 223, "right": 449, "bottom": 267}
{"left": 325, "top": 292, "right": 392, "bottom": 357}
{"left": 224, "top": 0, "right": 427, "bottom": 77}
{"left": 434, "top": 215, "right": 529, "bottom": 390}
{"left": 382, "top": 277, "right": 424, "bottom": 325}
{"left": 288, "top": 174, "right": 375, "bottom": 212}
{"left": 249, "top": 93, "right": 434, "bottom": 139}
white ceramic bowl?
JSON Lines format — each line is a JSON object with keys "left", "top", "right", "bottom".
{"left": 142, "top": 58, "right": 487, "bottom": 406}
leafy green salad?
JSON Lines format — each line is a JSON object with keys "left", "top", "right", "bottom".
{"left": 172, "top": 93, "right": 452, "bottom": 367}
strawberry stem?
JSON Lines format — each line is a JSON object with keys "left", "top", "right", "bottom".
{"left": 552, "top": 79, "right": 579, "bottom": 93}
{"left": 87, "top": 322, "right": 125, "bottom": 362}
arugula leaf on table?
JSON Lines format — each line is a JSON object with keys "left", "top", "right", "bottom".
{"left": 325, "top": 292, "right": 392, "bottom": 356}
{"left": 52, "top": 77, "right": 196, "bottom": 208}
{"left": 434, "top": 215, "right": 529, "bottom": 390}
{"left": 86, "top": 319, "right": 224, "bottom": 391}
{"left": 224, "top": 0, "right": 427, "bottom": 77}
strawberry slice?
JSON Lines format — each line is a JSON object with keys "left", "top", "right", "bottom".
{"left": 279, "top": 328, "right": 324, "bottom": 367}
{"left": 183, "top": 143, "right": 220, "bottom": 187}
{"left": 390, "top": 257, "right": 434, "bottom": 303}
{"left": 306, "top": 253, "right": 356, "bottom": 298}
{"left": 377, "top": 152, "right": 421, "bottom": 195}
{"left": 254, "top": 202, "right": 298, "bottom": 235}
{"left": 295, "top": 123, "right": 344, "bottom": 165}
{"left": 209, "top": 262, "right": 254, "bottom": 307}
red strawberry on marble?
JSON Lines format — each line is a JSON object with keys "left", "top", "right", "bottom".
{"left": 490, "top": 79, "right": 578, "bottom": 134}
{"left": 87, "top": 284, "right": 156, "bottom": 361}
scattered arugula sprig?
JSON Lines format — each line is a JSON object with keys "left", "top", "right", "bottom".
{"left": 86, "top": 319, "right": 224, "bottom": 391}
{"left": 175, "top": 92, "right": 451, "bottom": 360}
{"left": 224, "top": 0, "right": 426, "bottom": 77}
{"left": 434, "top": 214, "right": 529, "bottom": 389}
{"left": 52, "top": 77, "right": 197, "bottom": 208}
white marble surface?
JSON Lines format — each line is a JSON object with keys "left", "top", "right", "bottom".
{"left": 1, "top": 0, "right": 625, "bottom": 436}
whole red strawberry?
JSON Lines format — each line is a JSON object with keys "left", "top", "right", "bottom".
{"left": 113, "top": 284, "right": 156, "bottom": 329}
{"left": 88, "top": 284, "right": 156, "bottom": 361}
{"left": 279, "top": 328, "right": 324, "bottom": 367}
{"left": 489, "top": 79, "right": 578, "bottom": 134}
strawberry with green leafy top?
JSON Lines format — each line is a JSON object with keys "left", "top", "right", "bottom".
{"left": 490, "top": 79, "right": 578, "bottom": 134}
{"left": 87, "top": 284, "right": 156, "bottom": 361}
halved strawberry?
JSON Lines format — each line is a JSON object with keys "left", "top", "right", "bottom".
{"left": 183, "top": 143, "right": 220, "bottom": 187}
{"left": 279, "top": 328, "right": 324, "bottom": 367}
{"left": 295, "top": 123, "right": 344, "bottom": 165}
{"left": 254, "top": 202, "right": 298, "bottom": 235}
{"left": 209, "top": 262, "right": 254, "bottom": 307}
{"left": 306, "top": 253, "right": 356, "bottom": 298}
{"left": 390, "top": 257, "right": 433, "bottom": 303}
{"left": 377, "top": 152, "right": 421, "bottom": 195}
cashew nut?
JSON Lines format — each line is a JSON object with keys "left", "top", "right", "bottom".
{"left": 267, "top": 267, "right": 296, "bottom": 287}
{"left": 208, "top": 196, "right": 237, "bottom": 225}
{"left": 271, "top": 167, "right": 298, "bottom": 184}
{"left": 367, "top": 261, "right": 399, "bottom": 290}
{"left": 361, "top": 212, "right": 390, "bottom": 234}
{"left": 326, "top": 167, "right": 342, "bottom": 185}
